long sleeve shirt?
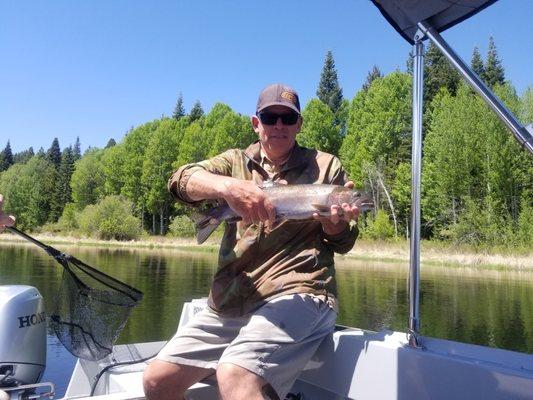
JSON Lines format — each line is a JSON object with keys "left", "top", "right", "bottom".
{"left": 168, "top": 141, "right": 358, "bottom": 316}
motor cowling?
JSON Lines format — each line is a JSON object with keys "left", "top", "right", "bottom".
{"left": 0, "top": 286, "right": 46, "bottom": 387}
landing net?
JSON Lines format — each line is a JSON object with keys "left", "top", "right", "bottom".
{"left": 50, "top": 254, "right": 143, "bottom": 361}
{"left": 7, "top": 227, "right": 143, "bottom": 361}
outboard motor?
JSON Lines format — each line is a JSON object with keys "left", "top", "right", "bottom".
{"left": 0, "top": 286, "right": 46, "bottom": 387}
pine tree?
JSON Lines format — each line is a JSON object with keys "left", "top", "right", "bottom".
{"left": 47, "top": 138, "right": 61, "bottom": 170}
{"left": 189, "top": 101, "right": 204, "bottom": 122}
{"left": 484, "top": 36, "right": 505, "bottom": 87}
{"left": 106, "top": 138, "right": 117, "bottom": 148}
{"left": 13, "top": 147, "right": 34, "bottom": 164}
{"left": 362, "top": 65, "right": 382, "bottom": 92}
{"left": 73, "top": 137, "right": 82, "bottom": 161}
{"left": 0, "top": 141, "right": 14, "bottom": 171}
{"left": 424, "top": 42, "right": 461, "bottom": 103}
{"left": 50, "top": 146, "right": 75, "bottom": 221}
{"left": 317, "top": 51, "right": 343, "bottom": 114}
{"left": 471, "top": 46, "right": 485, "bottom": 79}
{"left": 173, "top": 92, "right": 186, "bottom": 121}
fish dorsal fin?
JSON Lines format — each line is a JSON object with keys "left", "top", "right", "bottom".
{"left": 311, "top": 203, "right": 331, "bottom": 213}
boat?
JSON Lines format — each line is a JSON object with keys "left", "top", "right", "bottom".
{"left": 1, "top": 1, "right": 532, "bottom": 399}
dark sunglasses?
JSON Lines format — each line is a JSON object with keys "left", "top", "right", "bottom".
{"left": 257, "top": 111, "right": 299, "bottom": 126}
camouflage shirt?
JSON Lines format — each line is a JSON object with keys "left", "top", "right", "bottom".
{"left": 168, "top": 141, "right": 358, "bottom": 316}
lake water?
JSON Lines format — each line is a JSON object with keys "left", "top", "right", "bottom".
{"left": 1, "top": 242, "right": 532, "bottom": 396}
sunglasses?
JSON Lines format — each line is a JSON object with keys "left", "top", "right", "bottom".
{"left": 257, "top": 111, "right": 299, "bottom": 126}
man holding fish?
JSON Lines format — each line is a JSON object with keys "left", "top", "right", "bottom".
{"left": 143, "top": 83, "right": 370, "bottom": 400}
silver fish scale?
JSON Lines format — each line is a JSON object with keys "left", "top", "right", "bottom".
{"left": 264, "top": 184, "right": 350, "bottom": 220}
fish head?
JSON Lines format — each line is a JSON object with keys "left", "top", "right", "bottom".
{"left": 347, "top": 190, "right": 374, "bottom": 212}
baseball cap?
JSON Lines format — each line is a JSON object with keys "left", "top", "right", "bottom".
{"left": 256, "top": 83, "right": 301, "bottom": 115}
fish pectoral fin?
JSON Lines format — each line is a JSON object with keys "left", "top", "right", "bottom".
{"left": 311, "top": 203, "right": 331, "bottom": 213}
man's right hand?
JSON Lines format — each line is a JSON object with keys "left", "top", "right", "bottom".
{"left": 221, "top": 179, "right": 276, "bottom": 226}
{"left": 0, "top": 194, "right": 16, "bottom": 232}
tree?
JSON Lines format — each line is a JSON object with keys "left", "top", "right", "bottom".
{"left": 173, "top": 92, "right": 186, "bottom": 121}
{"left": 46, "top": 138, "right": 61, "bottom": 170}
{"left": 340, "top": 72, "right": 412, "bottom": 235}
{"left": 209, "top": 112, "right": 255, "bottom": 157}
{"left": 362, "top": 65, "right": 382, "bottom": 92}
{"left": 73, "top": 137, "right": 82, "bottom": 161}
{"left": 175, "top": 122, "right": 207, "bottom": 167}
{"left": 203, "top": 103, "right": 233, "bottom": 155}
{"left": 340, "top": 71, "right": 412, "bottom": 184}
{"left": 105, "top": 138, "right": 117, "bottom": 148}
{"left": 424, "top": 42, "right": 461, "bottom": 104}
{"left": 50, "top": 146, "right": 75, "bottom": 221}
{"left": 0, "top": 157, "right": 56, "bottom": 230}
{"left": 13, "top": 147, "right": 34, "bottom": 164}
{"left": 189, "top": 101, "right": 204, "bottom": 122}
{"left": 422, "top": 82, "right": 529, "bottom": 243}
{"left": 120, "top": 120, "right": 159, "bottom": 218}
{"left": 471, "top": 46, "right": 485, "bottom": 79}
{"left": 520, "top": 86, "right": 533, "bottom": 125}
{"left": 485, "top": 36, "right": 505, "bottom": 87}
{"left": 70, "top": 148, "right": 105, "bottom": 210}
{"left": 422, "top": 85, "right": 484, "bottom": 235}
{"left": 101, "top": 144, "right": 127, "bottom": 197}
{"left": 298, "top": 99, "right": 341, "bottom": 155}
{"left": 317, "top": 51, "right": 343, "bottom": 114}
{"left": 484, "top": 36, "right": 505, "bottom": 88}
{"left": 141, "top": 118, "right": 185, "bottom": 234}
{"left": 0, "top": 141, "right": 14, "bottom": 172}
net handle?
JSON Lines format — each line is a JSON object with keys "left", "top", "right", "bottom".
{"left": 6, "top": 226, "right": 62, "bottom": 259}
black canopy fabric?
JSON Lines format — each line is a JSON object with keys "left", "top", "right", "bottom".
{"left": 371, "top": 0, "right": 498, "bottom": 44}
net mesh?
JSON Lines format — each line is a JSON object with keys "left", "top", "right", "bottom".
{"left": 49, "top": 255, "right": 143, "bottom": 361}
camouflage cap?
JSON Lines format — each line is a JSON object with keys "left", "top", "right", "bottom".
{"left": 256, "top": 83, "right": 301, "bottom": 115}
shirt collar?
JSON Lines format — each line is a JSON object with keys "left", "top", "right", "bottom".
{"left": 244, "top": 141, "right": 309, "bottom": 172}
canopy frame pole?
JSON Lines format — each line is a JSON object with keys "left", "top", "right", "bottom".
{"left": 408, "top": 32, "right": 425, "bottom": 348}
{"left": 417, "top": 21, "right": 533, "bottom": 155}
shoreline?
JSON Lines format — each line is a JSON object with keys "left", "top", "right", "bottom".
{"left": 1, "top": 232, "right": 531, "bottom": 270}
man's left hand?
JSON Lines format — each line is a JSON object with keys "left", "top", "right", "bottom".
{"left": 312, "top": 181, "right": 359, "bottom": 236}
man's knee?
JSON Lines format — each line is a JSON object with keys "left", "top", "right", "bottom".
{"left": 143, "top": 359, "right": 208, "bottom": 400}
{"left": 143, "top": 361, "right": 178, "bottom": 400}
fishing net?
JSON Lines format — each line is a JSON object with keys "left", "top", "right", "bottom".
{"left": 7, "top": 227, "right": 143, "bottom": 361}
{"left": 50, "top": 254, "right": 143, "bottom": 361}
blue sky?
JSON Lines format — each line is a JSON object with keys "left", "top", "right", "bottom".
{"left": 1, "top": 0, "right": 532, "bottom": 154}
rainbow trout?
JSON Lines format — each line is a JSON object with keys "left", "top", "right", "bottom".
{"left": 191, "top": 184, "right": 374, "bottom": 244}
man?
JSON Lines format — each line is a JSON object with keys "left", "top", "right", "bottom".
{"left": 143, "top": 83, "right": 359, "bottom": 400}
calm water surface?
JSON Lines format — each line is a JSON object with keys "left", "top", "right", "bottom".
{"left": 1, "top": 243, "right": 532, "bottom": 396}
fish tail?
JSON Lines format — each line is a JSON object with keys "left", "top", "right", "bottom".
{"left": 189, "top": 205, "right": 227, "bottom": 244}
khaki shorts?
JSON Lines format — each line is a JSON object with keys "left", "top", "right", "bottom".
{"left": 156, "top": 293, "right": 336, "bottom": 399}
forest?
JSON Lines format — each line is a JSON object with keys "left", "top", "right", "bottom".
{"left": 1, "top": 39, "right": 532, "bottom": 248}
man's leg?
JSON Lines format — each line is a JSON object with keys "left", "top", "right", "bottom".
{"left": 143, "top": 306, "right": 248, "bottom": 399}
{"left": 143, "top": 359, "right": 213, "bottom": 400}
{"left": 217, "top": 363, "right": 279, "bottom": 400}
{"left": 217, "top": 294, "right": 336, "bottom": 400}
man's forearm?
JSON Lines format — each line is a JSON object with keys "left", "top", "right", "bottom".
{"left": 185, "top": 169, "right": 235, "bottom": 202}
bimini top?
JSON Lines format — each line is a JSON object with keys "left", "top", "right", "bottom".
{"left": 371, "top": 0, "right": 498, "bottom": 44}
